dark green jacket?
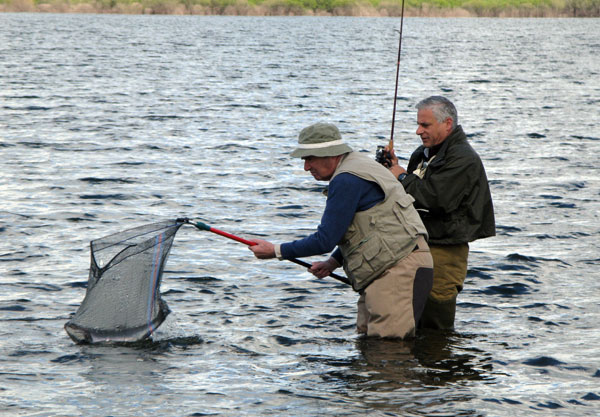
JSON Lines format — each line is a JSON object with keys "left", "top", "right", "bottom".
{"left": 401, "top": 126, "right": 495, "bottom": 245}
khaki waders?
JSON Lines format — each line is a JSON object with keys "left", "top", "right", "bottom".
{"left": 356, "top": 236, "right": 433, "bottom": 338}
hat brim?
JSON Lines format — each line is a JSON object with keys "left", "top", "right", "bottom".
{"left": 291, "top": 143, "right": 353, "bottom": 158}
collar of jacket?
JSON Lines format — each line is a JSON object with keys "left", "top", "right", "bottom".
{"left": 416, "top": 125, "right": 466, "bottom": 166}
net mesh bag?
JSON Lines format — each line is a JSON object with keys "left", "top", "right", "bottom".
{"left": 65, "top": 220, "right": 184, "bottom": 344}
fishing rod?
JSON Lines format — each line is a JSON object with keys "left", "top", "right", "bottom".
{"left": 183, "top": 219, "right": 350, "bottom": 286}
{"left": 376, "top": 0, "right": 406, "bottom": 167}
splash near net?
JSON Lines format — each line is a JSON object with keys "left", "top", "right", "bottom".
{"left": 65, "top": 220, "right": 184, "bottom": 344}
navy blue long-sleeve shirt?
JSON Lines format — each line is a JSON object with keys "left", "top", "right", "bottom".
{"left": 280, "top": 172, "right": 385, "bottom": 264}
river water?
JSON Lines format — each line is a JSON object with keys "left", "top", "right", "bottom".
{"left": 1, "top": 13, "right": 599, "bottom": 416}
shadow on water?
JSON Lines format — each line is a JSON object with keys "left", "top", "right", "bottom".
{"left": 309, "top": 330, "right": 495, "bottom": 414}
{"left": 410, "top": 330, "right": 495, "bottom": 385}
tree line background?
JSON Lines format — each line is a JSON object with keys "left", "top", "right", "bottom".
{"left": 1, "top": 0, "right": 598, "bottom": 17}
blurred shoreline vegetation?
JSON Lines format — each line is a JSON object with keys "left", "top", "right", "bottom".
{"left": 1, "top": 0, "right": 598, "bottom": 16}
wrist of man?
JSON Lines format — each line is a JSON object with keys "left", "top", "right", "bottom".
{"left": 327, "top": 257, "right": 341, "bottom": 269}
{"left": 390, "top": 165, "right": 402, "bottom": 177}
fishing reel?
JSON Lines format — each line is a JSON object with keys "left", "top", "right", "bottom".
{"left": 375, "top": 145, "right": 393, "bottom": 168}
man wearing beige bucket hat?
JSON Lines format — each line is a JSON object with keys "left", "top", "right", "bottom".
{"left": 249, "top": 122, "right": 434, "bottom": 339}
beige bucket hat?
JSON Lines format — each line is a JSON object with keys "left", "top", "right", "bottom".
{"left": 291, "top": 122, "right": 353, "bottom": 158}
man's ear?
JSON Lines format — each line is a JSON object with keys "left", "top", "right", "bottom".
{"left": 445, "top": 117, "right": 454, "bottom": 134}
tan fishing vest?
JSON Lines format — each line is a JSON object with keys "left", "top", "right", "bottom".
{"left": 333, "top": 152, "right": 428, "bottom": 291}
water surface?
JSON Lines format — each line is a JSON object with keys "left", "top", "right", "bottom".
{"left": 1, "top": 14, "right": 599, "bottom": 416}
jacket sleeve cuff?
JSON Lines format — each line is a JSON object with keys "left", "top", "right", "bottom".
{"left": 274, "top": 244, "right": 283, "bottom": 260}
{"left": 332, "top": 248, "right": 343, "bottom": 265}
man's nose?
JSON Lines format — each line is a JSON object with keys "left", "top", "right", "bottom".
{"left": 304, "top": 160, "right": 310, "bottom": 171}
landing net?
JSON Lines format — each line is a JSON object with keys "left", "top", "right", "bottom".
{"left": 65, "top": 220, "right": 184, "bottom": 344}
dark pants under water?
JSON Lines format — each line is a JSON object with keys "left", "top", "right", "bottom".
{"left": 419, "top": 243, "right": 469, "bottom": 330}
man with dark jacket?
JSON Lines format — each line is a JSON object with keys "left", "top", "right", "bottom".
{"left": 386, "top": 96, "right": 495, "bottom": 329}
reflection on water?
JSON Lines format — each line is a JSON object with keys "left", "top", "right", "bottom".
{"left": 413, "top": 331, "right": 494, "bottom": 386}
{"left": 313, "top": 331, "right": 493, "bottom": 414}
{"left": 364, "top": 332, "right": 493, "bottom": 387}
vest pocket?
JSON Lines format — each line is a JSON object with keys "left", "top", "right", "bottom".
{"left": 346, "top": 235, "right": 395, "bottom": 291}
{"left": 393, "top": 194, "right": 420, "bottom": 238}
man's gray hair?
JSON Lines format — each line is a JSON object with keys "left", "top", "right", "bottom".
{"left": 416, "top": 96, "right": 458, "bottom": 129}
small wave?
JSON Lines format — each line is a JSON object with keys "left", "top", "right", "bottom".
{"left": 523, "top": 356, "right": 565, "bottom": 367}
{"left": 496, "top": 264, "right": 534, "bottom": 272}
{"left": 282, "top": 295, "right": 307, "bottom": 303}
{"left": 502, "top": 398, "right": 523, "bottom": 405}
{"left": 496, "top": 225, "right": 522, "bottom": 235}
{"left": 536, "top": 401, "right": 564, "bottom": 409}
{"left": 0, "top": 305, "right": 27, "bottom": 311}
{"left": 549, "top": 202, "right": 577, "bottom": 209}
{"left": 66, "top": 217, "right": 96, "bottom": 223}
{"left": 66, "top": 281, "right": 87, "bottom": 288}
{"left": 535, "top": 233, "right": 562, "bottom": 240}
{"left": 276, "top": 212, "right": 304, "bottom": 218}
{"left": 229, "top": 103, "right": 269, "bottom": 109}
{"left": 468, "top": 268, "right": 494, "bottom": 280}
{"left": 112, "top": 161, "right": 145, "bottom": 166}
{"left": 17, "top": 141, "right": 53, "bottom": 149}
{"left": 277, "top": 205, "right": 304, "bottom": 210}
{"left": 348, "top": 90, "right": 386, "bottom": 97}
{"left": 274, "top": 335, "right": 303, "bottom": 346}
{"left": 4, "top": 95, "right": 41, "bottom": 99}
{"left": 211, "top": 143, "right": 259, "bottom": 151}
{"left": 571, "top": 135, "right": 598, "bottom": 141}
{"left": 282, "top": 287, "right": 312, "bottom": 294}
{"left": 230, "top": 344, "right": 261, "bottom": 356}
{"left": 539, "top": 194, "right": 562, "bottom": 200}
{"left": 523, "top": 302, "right": 549, "bottom": 309}
{"left": 163, "top": 288, "right": 186, "bottom": 295}
{"left": 483, "top": 397, "right": 521, "bottom": 405}
{"left": 3, "top": 105, "right": 51, "bottom": 111}
{"left": 79, "top": 194, "right": 135, "bottom": 200}
{"left": 527, "top": 316, "right": 559, "bottom": 326}
{"left": 527, "top": 133, "right": 546, "bottom": 138}
{"left": 27, "top": 283, "right": 61, "bottom": 292}
{"left": 142, "top": 115, "right": 183, "bottom": 121}
{"left": 479, "top": 282, "right": 531, "bottom": 297}
{"left": 460, "top": 302, "right": 489, "bottom": 309}
{"left": 559, "top": 181, "right": 586, "bottom": 190}
{"left": 156, "top": 335, "right": 205, "bottom": 348}
{"left": 78, "top": 177, "right": 137, "bottom": 184}
{"left": 51, "top": 354, "right": 88, "bottom": 364}
{"left": 506, "top": 253, "right": 571, "bottom": 266}
{"left": 249, "top": 305, "right": 272, "bottom": 312}
{"left": 506, "top": 253, "right": 539, "bottom": 263}
{"left": 184, "top": 276, "right": 221, "bottom": 284}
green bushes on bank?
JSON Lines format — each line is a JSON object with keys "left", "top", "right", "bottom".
{"left": 1, "top": 0, "right": 598, "bottom": 16}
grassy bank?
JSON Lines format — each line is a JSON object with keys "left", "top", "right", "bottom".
{"left": 1, "top": 0, "right": 598, "bottom": 16}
